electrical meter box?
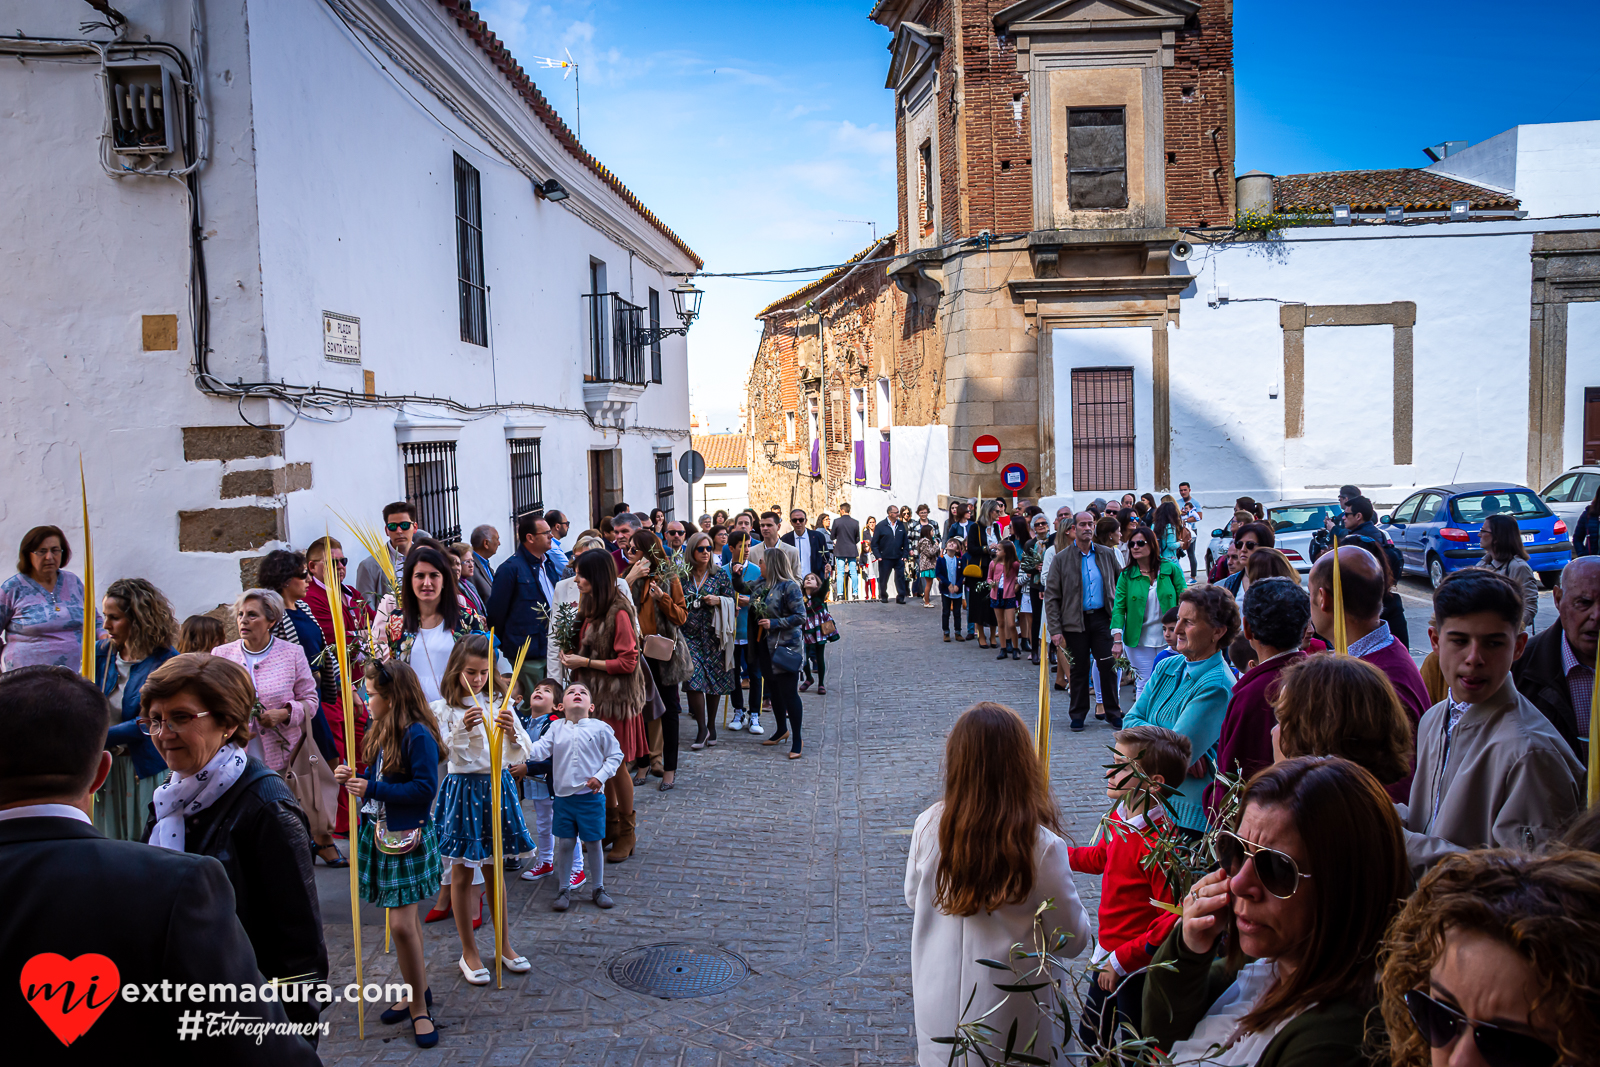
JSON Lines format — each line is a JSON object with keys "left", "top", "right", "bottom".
{"left": 106, "top": 59, "right": 177, "bottom": 156}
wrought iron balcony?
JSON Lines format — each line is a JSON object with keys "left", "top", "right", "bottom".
{"left": 582, "top": 291, "right": 646, "bottom": 385}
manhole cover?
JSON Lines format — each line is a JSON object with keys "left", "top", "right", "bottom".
{"left": 607, "top": 943, "right": 750, "bottom": 999}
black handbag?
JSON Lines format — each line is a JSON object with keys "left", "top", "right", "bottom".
{"left": 771, "top": 642, "right": 804, "bottom": 674}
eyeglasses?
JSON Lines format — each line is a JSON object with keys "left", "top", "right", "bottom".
{"left": 1211, "top": 829, "right": 1312, "bottom": 898}
{"left": 293, "top": 571, "right": 308, "bottom": 580}
{"left": 1129, "top": 540, "right": 1150, "bottom": 549}
{"left": 137, "top": 711, "right": 213, "bottom": 736}
{"left": 1404, "top": 990, "right": 1558, "bottom": 1067}
{"left": 1237, "top": 540, "right": 1261, "bottom": 552}
{"left": 693, "top": 545, "right": 711, "bottom": 554}
{"left": 386, "top": 521, "right": 416, "bottom": 532}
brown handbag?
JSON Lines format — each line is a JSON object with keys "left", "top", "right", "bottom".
{"left": 643, "top": 634, "right": 676, "bottom": 661}
{"left": 278, "top": 726, "right": 339, "bottom": 841}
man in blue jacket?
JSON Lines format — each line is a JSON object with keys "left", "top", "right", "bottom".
{"left": 487, "top": 514, "right": 561, "bottom": 694}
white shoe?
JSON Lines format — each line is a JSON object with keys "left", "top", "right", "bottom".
{"left": 729, "top": 711, "right": 748, "bottom": 731}
{"left": 501, "top": 954, "right": 531, "bottom": 973}
{"left": 458, "top": 956, "right": 491, "bottom": 985}
{"left": 747, "top": 716, "right": 765, "bottom": 736}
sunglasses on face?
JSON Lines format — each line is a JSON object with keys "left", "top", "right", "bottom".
{"left": 1238, "top": 540, "right": 1260, "bottom": 551}
{"left": 1129, "top": 540, "right": 1150, "bottom": 549}
{"left": 1212, "top": 829, "right": 1312, "bottom": 898}
{"left": 693, "top": 546, "right": 711, "bottom": 554}
{"left": 386, "top": 521, "right": 416, "bottom": 532}
{"left": 1404, "top": 990, "right": 1559, "bottom": 1067}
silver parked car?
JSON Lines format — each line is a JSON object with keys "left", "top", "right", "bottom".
{"left": 1204, "top": 499, "right": 1341, "bottom": 574}
{"left": 1539, "top": 466, "right": 1600, "bottom": 535}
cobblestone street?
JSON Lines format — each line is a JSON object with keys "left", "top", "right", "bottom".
{"left": 315, "top": 598, "right": 1119, "bottom": 1066}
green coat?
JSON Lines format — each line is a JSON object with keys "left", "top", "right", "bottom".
{"left": 1141, "top": 926, "right": 1384, "bottom": 1067}
{"left": 1109, "top": 559, "right": 1187, "bottom": 639}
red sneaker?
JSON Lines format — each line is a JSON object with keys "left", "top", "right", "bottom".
{"left": 520, "top": 861, "right": 554, "bottom": 882}
{"left": 569, "top": 869, "right": 588, "bottom": 889}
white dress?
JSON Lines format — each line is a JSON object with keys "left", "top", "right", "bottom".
{"left": 905, "top": 803, "right": 1091, "bottom": 1066}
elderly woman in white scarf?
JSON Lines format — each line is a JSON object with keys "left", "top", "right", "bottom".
{"left": 140, "top": 653, "right": 327, "bottom": 1038}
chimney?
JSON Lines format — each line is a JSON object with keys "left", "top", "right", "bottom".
{"left": 1235, "top": 170, "right": 1274, "bottom": 215}
{"left": 1423, "top": 140, "right": 1469, "bottom": 163}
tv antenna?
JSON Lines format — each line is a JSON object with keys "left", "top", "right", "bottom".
{"left": 532, "top": 49, "right": 580, "bottom": 142}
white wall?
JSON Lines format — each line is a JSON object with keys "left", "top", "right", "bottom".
{"left": 690, "top": 470, "right": 750, "bottom": 521}
{"left": 0, "top": 0, "right": 275, "bottom": 616}
{"left": 1565, "top": 301, "right": 1600, "bottom": 469}
{"left": 1428, "top": 121, "right": 1600, "bottom": 217}
{"left": 1050, "top": 325, "right": 1157, "bottom": 499}
{"left": 247, "top": 0, "right": 694, "bottom": 569}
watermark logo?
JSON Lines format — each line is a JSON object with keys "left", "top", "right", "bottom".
{"left": 20, "top": 953, "right": 120, "bottom": 1047}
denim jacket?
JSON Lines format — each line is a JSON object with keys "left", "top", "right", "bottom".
{"left": 97, "top": 642, "right": 177, "bottom": 779}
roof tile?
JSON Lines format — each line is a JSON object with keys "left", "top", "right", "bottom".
{"left": 691, "top": 434, "right": 747, "bottom": 470}
{"left": 1271, "top": 169, "right": 1519, "bottom": 213}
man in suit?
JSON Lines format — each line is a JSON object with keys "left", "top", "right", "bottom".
{"left": 1513, "top": 555, "right": 1598, "bottom": 763}
{"left": 830, "top": 504, "right": 861, "bottom": 602}
{"left": 782, "top": 508, "right": 831, "bottom": 585}
{"left": 1044, "top": 511, "right": 1125, "bottom": 729}
{"left": 871, "top": 505, "right": 910, "bottom": 604}
{"left": 469, "top": 523, "right": 499, "bottom": 603}
{"left": 0, "top": 666, "right": 320, "bottom": 1061}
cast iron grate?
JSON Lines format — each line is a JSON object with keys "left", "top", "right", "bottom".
{"left": 607, "top": 943, "right": 750, "bottom": 999}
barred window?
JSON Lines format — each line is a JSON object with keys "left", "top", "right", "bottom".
{"left": 454, "top": 153, "right": 488, "bottom": 346}
{"left": 655, "top": 453, "right": 675, "bottom": 521}
{"left": 1070, "top": 368, "right": 1135, "bottom": 493}
{"left": 1066, "top": 108, "right": 1127, "bottom": 210}
{"left": 402, "top": 440, "right": 462, "bottom": 544}
{"left": 508, "top": 437, "right": 543, "bottom": 534}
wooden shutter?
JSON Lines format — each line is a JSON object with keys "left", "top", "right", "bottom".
{"left": 1066, "top": 108, "right": 1128, "bottom": 210}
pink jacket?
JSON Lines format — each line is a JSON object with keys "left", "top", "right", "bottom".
{"left": 212, "top": 638, "right": 318, "bottom": 772}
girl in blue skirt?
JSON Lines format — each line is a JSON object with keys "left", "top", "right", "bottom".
{"left": 432, "top": 634, "right": 536, "bottom": 984}
{"left": 336, "top": 658, "right": 442, "bottom": 1048}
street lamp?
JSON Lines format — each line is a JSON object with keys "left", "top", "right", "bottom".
{"left": 762, "top": 439, "right": 778, "bottom": 462}
{"left": 637, "top": 277, "right": 704, "bottom": 347}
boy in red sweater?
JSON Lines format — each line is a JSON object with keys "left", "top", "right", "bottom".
{"left": 1069, "top": 724, "right": 1191, "bottom": 1053}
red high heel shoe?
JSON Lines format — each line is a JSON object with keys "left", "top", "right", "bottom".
{"left": 473, "top": 890, "right": 485, "bottom": 930}
{"left": 423, "top": 900, "right": 452, "bottom": 924}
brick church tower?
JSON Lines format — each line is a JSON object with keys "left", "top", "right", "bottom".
{"left": 870, "top": 0, "right": 1235, "bottom": 499}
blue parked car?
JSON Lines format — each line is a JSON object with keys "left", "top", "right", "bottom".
{"left": 1379, "top": 482, "right": 1571, "bottom": 589}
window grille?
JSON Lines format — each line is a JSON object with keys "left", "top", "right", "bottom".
{"left": 582, "top": 291, "right": 645, "bottom": 384}
{"left": 454, "top": 154, "right": 488, "bottom": 346}
{"left": 508, "top": 437, "right": 544, "bottom": 533}
{"left": 655, "top": 453, "right": 675, "bottom": 521}
{"left": 401, "top": 440, "right": 462, "bottom": 544}
{"left": 1066, "top": 108, "right": 1128, "bottom": 210}
{"left": 1071, "top": 368, "right": 1136, "bottom": 492}
{"left": 648, "top": 288, "right": 662, "bottom": 384}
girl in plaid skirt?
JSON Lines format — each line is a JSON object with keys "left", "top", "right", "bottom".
{"left": 336, "top": 658, "right": 443, "bottom": 1048}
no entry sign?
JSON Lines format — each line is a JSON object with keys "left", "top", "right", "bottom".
{"left": 1001, "top": 463, "right": 1029, "bottom": 491}
{"left": 972, "top": 434, "right": 1001, "bottom": 464}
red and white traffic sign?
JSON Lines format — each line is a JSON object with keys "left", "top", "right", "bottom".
{"left": 972, "top": 434, "right": 1001, "bottom": 464}
{"left": 1001, "top": 463, "right": 1029, "bottom": 491}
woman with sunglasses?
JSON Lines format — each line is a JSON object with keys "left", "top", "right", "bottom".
{"left": 1110, "top": 523, "right": 1187, "bottom": 699}
{"left": 1379, "top": 848, "right": 1597, "bottom": 1067}
{"left": 680, "top": 531, "right": 734, "bottom": 758}
{"left": 1144, "top": 757, "right": 1407, "bottom": 1066}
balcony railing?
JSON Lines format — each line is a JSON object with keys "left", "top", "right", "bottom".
{"left": 582, "top": 291, "right": 646, "bottom": 385}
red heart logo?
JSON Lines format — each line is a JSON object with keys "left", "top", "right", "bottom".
{"left": 20, "top": 953, "right": 121, "bottom": 1046}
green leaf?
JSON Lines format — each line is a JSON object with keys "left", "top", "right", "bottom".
{"left": 930, "top": 1036, "right": 956, "bottom": 1045}
{"left": 1006, "top": 1054, "right": 1050, "bottom": 1066}
{"left": 1003, "top": 1018, "right": 1018, "bottom": 1057}
{"left": 992, "top": 981, "right": 1051, "bottom": 993}
{"left": 975, "top": 958, "right": 1013, "bottom": 970}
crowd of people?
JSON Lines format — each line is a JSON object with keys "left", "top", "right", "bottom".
{"left": 0, "top": 499, "right": 842, "bottom": 1053}
{"left": 6, "top": 474, "right": 1600, "bottom": 1062}
{"left": 903, "top": 478, "right": 1600, "bottom": 1066}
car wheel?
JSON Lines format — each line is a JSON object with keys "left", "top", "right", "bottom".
{"left": 1428, "top": 554, "right": 1446, "bottom": 590}
{"left": 1541, "top": 570, "right": 1559, "bottom": 591}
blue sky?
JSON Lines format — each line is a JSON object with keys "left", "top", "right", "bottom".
{"left": 475, "top": 0, "right": 1600, "bottom": 434}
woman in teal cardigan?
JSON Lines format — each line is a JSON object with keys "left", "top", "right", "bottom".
{"left": 1110, "top": 524, "right": 1186, "bottom": 698}
{"left": 1142, "top": 757, "right": 1407, "bottom": 1067}
{"left": 1121, "top": 585, "right": 1237, "bottom": 835}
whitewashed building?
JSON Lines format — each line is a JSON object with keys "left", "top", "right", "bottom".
{"left": 0, "top": 0, "right": 701, "bottom": 617}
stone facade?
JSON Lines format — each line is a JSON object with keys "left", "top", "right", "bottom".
{"left": 746, "top": 237, "right": 944, "bottom": 516}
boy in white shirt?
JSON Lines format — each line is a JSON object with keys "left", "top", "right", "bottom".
{"left": 524, "top": 682, "right": 624, "bottom": 911}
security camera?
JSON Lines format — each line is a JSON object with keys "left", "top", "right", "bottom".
{"left": 1170, "top": 240, "right": 1193, "bottom": 262}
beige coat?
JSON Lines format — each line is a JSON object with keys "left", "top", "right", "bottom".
{"left": 1404, "top": 676, "right": 1583, "bottom": 871}
{"left": 1043, "top": 541, "right": 1122, "bottom": 635}
{"left": 905, "top": 803, "right": 1090, "bottom": 1066}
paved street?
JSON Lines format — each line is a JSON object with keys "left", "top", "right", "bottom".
{"left": 314, "top": 598, "right": 1119, "bottom": 1066}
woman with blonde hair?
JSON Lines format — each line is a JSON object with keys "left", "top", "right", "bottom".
{"left": 1271, "top": 653, "right": 1414, "bottom": 796}
{"left": 94, "top": 577, "right": 179, "bottom": 839}
{"left": 906, "top": 702, "right": 1089, "bottom": 1065}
